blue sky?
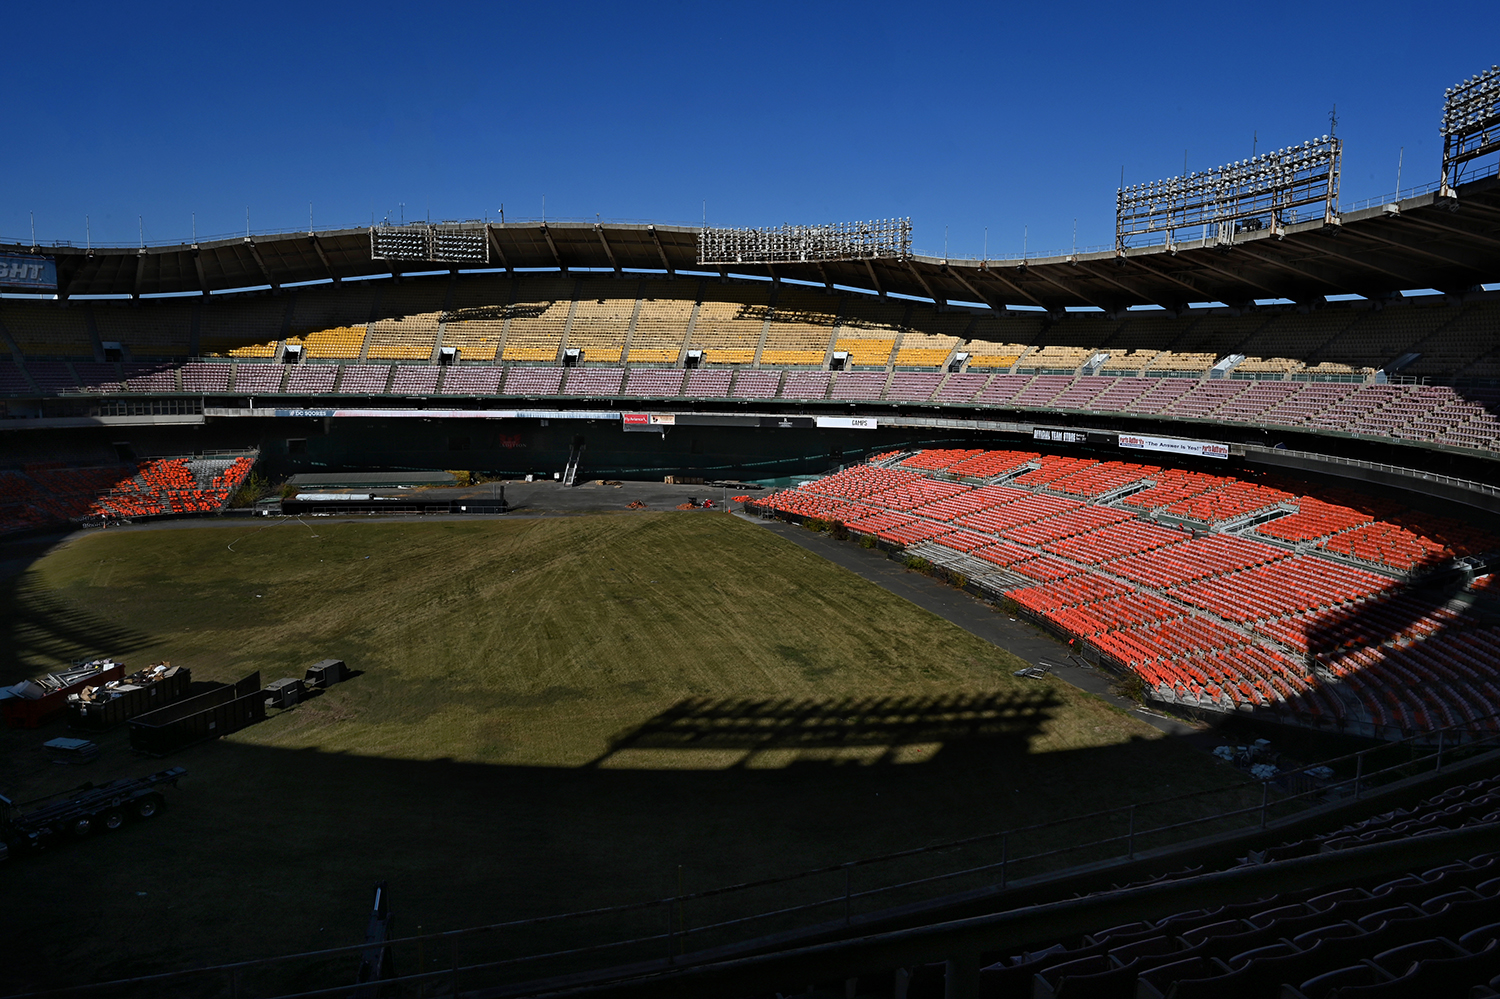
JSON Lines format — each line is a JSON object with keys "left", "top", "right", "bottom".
{"left": 6, "top": 1, "right": 1496, "bottom": 258}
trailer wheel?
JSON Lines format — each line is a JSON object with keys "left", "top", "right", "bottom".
{"left": 101, "top": 809, "right": 127, "bottom": 831}
{"left": 134, "top": 795, "right": 163, "bottom": 819}
{"left": 70, "top": 815, "right": 95, "bottom": 838}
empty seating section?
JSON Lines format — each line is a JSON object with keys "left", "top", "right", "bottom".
{"left": 336, "top": 364, "right": 391, "bottom": 394}
{"left": 1168, "top": 556, "right": 1394, "bottom": 623}
{"left": 1098, "top": 348, "right": 1160, "bottom": 374}
{"left": 1012, "top": 454, "right": 1099, "bottom": 487}
{"left": 1146, "top": 351, "right": 1217, "bottom": 375}
{"left": 389, "top": 366, "right": 440, "bottom": 395}
{"left": 295, "top": 326, "right": 367, "bottom": 359}
{"left": 779, "top": 371, "right": 830, "bottom": 399}
{"left": 285, "top": 365, "right": 338, "bottom": 393}
{"left": 1258, "top": 497, "right": 1373, "bottom": 543}
{"left": 441, "top": 278, "right": 508, "bottom": 361}
{"left": 1165, "top": 380, "right": 1248, "bottom": 418}
{"left": 961, "top": 339, "right": 1029, "bottom": 370}
{"left": 901, "top": 449, "right": 984, "bottom": 471}
{"left": 202, "top": 295, "right": 289, "bottom": 357}
{"left": 627, "top": 286, "right": 693, "bottom": 363}
{"left": 231, "top": 363, "right": 285, "bottom": 392}
{"left": 5, "top": 278, "right": 1500, "bottom": 460}
{"left": 622, "top": 369, "right": 684, "bottom": 397}
{"left": 893, "top": 331, "right": 958, "bottom": 368}
{"left": 934, "top": 372, "right": 990, "bottom": 402}
{"left": 115, "top": 365, "right": 171, "bottom": 393}
{"left": 1109, "top": 535, "right": 1289, "bottom": 588}
{"left": 1019, "top": 345, "right": 1094, "bottom": 373}
{"left": 502, "top": 367, "right": 564, "bottom": 395}
{"left": 885, "top": 372, "right": 943, "bottom": 402}
{"left": 565, "top": 284, "right": 633, "bottom": 362}
{"left": 690, "top": 284, "right": 767, "bottom": 364}
{"left": 759, "top": 289, "right": 836, "bottom": 366}
{"left": 828, "top": 372, "right": 886, "bottom": 401}
{"left": 438, "top": 367, "right": 503, "bottom": 396}
{"left": 835, "top": 297, "right": 903, "bottom": 368}
{"left": 946, "top": 451, "right": 1039, "bottom": 479}
{"left": 759, "top": 446, "right": 1500, "bottom": 733}
{"left": 0, "top": 362, "right": 33, "bottom": 395}
{"left": 365, "top": 307, "right": 440, "bottom": 361}
{"left": 0, "top": 464, "right": 133, "bottom": 533}
{"left": 90, "top": 456, "right": 256, "bottom": 520}
{"left": 562, "top": 368, "right": 625, "bottom": 396}
{"left": 1047, "top": 376, "right": 1111, "bottom": 410}
{"left": 683, "top": 369, "right": 731, "bottom": 397}
{"left": 1, "top": 303, "right": 94, "bottom": 356}
{"left": 1003, "top": 506, "right": 1133, "bottom": 545}
{"left": 92, "top": 303, "right": 192, "bottom": 356}
{"left": 731, "top": 370, "right": 780, "bottom": 399}
{"left": 503, "top": 278, "right": 573, "bottom": 362}
{"left": 1163, "top": 481, "right": 1295, "bottom": 524}
{"left": 73, "top": 363, "right": 122, "bottom": 393}
{"left": 1322, "top": 521, "right": 1454, "bottom": 572}
{"left": 1048, "top": 462, "right": 1156, "bottom": 498}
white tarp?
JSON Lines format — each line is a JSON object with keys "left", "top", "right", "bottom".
{"left": 1118, "top": 433, "right": 1229, "bottom": 460}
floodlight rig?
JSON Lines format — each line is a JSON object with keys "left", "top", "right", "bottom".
{"left": 1115, "top": 136, "right": 1341, "bottom": 251}
{"left": 1440, "top": 64, "right": 1500, "bottom": 197}
{"left": 370, "top": 223, "right": 489, "bottom": 264}
{"left": 697, "top": 219, "right": 912, "bottom": 266}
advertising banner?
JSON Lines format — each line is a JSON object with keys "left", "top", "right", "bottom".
{"left": 621, "top": 413, "right": 649, "bottom": 425}
{"left": 1118, "top": 433, "right": 1229, "bottom": 460}
{"left": 815, "top": 416, "right": 878, "bottom": 430}
{"left": 1033, "top": 428, "right": 1088, "bottom": 444}
{"left": 0, "top": 254, "right": 57, "bottom": 292}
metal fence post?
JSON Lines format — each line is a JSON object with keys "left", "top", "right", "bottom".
{"left": 666, "top": 900, "right": 675, "bottom": 965}
{"left": 1000, "top": 834, "right": 1008, "bottom": 889}
{"left": 844, "top": 866, "right": 852, "bottom": 926}
{"left": 1128, "top": 805, "right": 1137, "bottom": 859}
{"left": 1436, "top": 729, "right": 1445, "bottom": 772}
{"left": 1354, "top": 751, "right": 1365, "bottom": 799}
{"left": 451, "top": 937, "right": 459, "bottom": 996}
{"left": 1260, "top": 779, "right": 1269, "bottom": 830}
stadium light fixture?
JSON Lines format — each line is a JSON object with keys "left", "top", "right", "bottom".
{"left": 1440, "top": 63, "right": 1500, "bottom": 196}
{"left": 370, "top": 222, "right": 489, "bottom": 264}
{"left": 1115, "top": 136, "right": 1341, "bottom": 251}
{"left": 697, "top": 219, "right": 911, "bottom": 266}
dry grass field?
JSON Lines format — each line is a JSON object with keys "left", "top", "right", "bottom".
{"left": 0, "top": 514, "right": 1249, "bottom": 995}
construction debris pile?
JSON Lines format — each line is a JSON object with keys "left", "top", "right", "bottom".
{"left": 68, "top": 664, "right": 193, "bottom": 731}
{"left": 1, "top": 660, "right": 126, "bottom": 728}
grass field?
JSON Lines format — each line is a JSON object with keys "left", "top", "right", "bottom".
{"left": 0, "top": 513, "right": 1250, "bottom": 994}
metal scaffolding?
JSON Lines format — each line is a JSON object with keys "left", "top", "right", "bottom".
{"left": 370, "top": 224, "right": 489, "bottom": 263}
{"left": 1441, "top": 63, "right": 1500, "bottom": 196}
{"left": 697, "top": 218, "right": 911, "bottom": 265}
{"left": 1116, "top": 137, "right": 1341, "bottom": 250}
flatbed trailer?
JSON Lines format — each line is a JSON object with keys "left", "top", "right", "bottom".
{"left": 0, "top": 767, "right": 185, "bottom": 860}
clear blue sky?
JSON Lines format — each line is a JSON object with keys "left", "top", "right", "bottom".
{"left": 6, "top": 1, "right": 1496, "bottom": 258}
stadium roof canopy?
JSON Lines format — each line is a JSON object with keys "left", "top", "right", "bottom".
{"left": 7, "top": 176, "right": 1500, "bottom": 312}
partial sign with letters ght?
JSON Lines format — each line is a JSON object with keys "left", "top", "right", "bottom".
{"left": 0, "top": 254, "right": 57, "bottom": 292}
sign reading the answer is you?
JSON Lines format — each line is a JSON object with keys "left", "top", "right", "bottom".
{"left": 1118, "top": 433, "right": 1229, "bottom": 460}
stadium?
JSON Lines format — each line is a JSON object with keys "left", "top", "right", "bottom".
{"left": 3, "top": 52, "right": 1500, "bottom": 999}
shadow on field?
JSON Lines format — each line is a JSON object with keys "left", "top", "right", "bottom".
{"left": 2, "top": 728, "right": 1250, "bottom": 999}
{"left": 0, "top": 573, "right": 155, "bottom": 684}
{"left": 593, "top": 691, "right": 1061, "bottom": 765}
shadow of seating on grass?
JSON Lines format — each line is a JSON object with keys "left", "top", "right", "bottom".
{"left": 591, "top": 689, "right": 1063, "bottom": 766}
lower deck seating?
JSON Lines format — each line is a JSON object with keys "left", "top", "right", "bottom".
{"left": 757, "top": 448, "right": 1500, "bottom": 737}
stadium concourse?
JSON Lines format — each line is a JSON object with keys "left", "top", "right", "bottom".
{"left": 754, "top": 448, "right": 1500, "bottom": 742}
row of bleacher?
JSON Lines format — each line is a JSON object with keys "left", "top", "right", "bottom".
{"left": 4, "top": 282, "right": 1500, "bottom": 379}
{"left": 3, "top": 358, "right": 1495, "bottom": 452}
{"left": 0, "top": 456, "right": 256, "bottom": 534}
{"left": 756, "top": 449, "right": 1500, "bottom": 737}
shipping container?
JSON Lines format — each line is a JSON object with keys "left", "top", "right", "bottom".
{"left": 128, "top": 672, "right": 264, "bottom": 755}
